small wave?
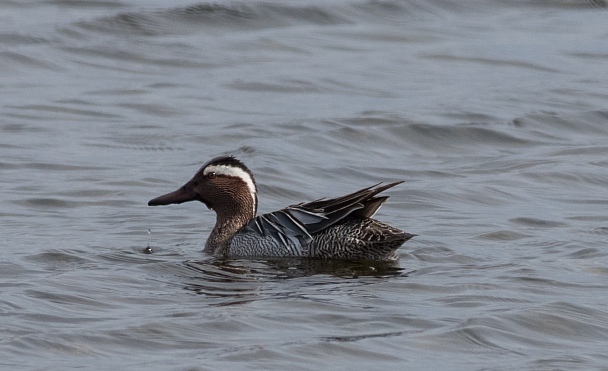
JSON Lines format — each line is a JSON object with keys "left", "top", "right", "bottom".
{"left": 526, "top": 0, "right": 607, "bottom": 9}
{"left": 70, "top": 0, "right": 566, "bottom": 38}
{"left": 511, "top": 110, "right": 608, "bottom": 137}
{"left": 72, "top": 2, "right": 351, "bottom": 37}
{"left": 30, "top": 0, "right": 608, "bottom": 41}
{"left": 174, "top": 2, "right": 349, "bottom": 27}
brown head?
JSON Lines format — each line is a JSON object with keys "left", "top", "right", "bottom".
{"left": 148, "top": 156, "right": 258, "bottom": 224}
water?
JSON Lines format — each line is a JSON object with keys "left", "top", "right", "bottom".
{"left": 2, "top": 0, "right": 608, "bottom": 369}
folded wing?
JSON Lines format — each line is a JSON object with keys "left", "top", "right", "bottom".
{"left": 241, "top": 181, "right": 404, "bottom": 251}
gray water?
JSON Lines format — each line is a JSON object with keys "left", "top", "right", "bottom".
{"left": 2, "top": 0, "right": 608, "bottom": 369}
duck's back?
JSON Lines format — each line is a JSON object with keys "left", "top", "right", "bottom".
{"left": 228, "top": 216, "right": 412, "bottom": 259}
{"left": 226, "top": 182, "right": 414, "bottom": 260}
{"left": 228, "top": 216, "right": 411, "bottom": 260}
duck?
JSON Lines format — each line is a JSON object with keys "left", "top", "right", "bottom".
{"left": 148, "top": 156, "right": 414, "bottom": 260}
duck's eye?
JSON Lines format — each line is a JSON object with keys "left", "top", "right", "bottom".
{"left": 208, "top": 172, "right": 216, "bottom": 179}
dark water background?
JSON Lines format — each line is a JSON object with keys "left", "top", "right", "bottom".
{"left": 2, "top": 0, "right": 608, "bottom": 369}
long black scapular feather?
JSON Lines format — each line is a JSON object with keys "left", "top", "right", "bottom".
{"left": 242, "top": 181, "right": 404, "bottom": 248}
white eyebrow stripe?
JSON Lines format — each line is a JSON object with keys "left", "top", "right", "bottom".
{"left": 203, "top": 164, "right": 257, "bottom": 209}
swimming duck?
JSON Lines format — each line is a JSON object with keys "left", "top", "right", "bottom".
{"left": 148, "top": 156, "right": 414, "bottom": 260}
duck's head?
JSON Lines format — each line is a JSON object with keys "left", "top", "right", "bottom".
{"left": 148, "top": 156, "right": 258, "bottom": 219}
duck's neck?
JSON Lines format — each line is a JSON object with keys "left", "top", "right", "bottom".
{"left": 204, "top": 198, "right": 256, "bottom": 255}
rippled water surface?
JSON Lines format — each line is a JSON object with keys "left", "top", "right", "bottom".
{"left": 2, "top": 0, "right": 608, "bottom": 369}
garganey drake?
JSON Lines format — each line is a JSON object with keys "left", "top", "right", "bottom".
{"left": 148, "top": 156, "right": 414, "bottom": 260}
